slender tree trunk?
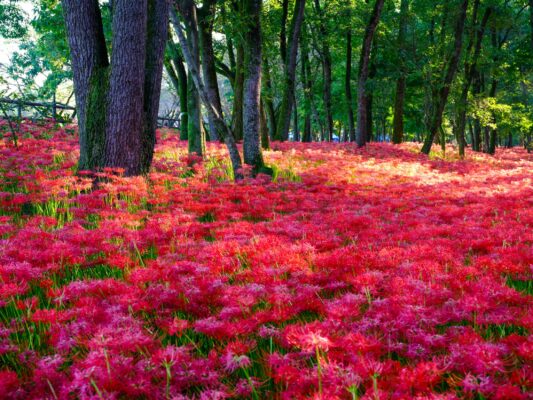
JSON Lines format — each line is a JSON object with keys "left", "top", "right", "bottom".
{"left": 61, "top": 0, "right": 109, "bottom": 170}
{"left": 260, "top": 100, "right": 270, "bottom": 149}
{"left": 242, "top": 0, "right": 265, "bottom": 171}
{"left": 392, "top": 0, "right": 409, "bottom": 144}
{"left": 293, "top": 92, "right": 299, "bottom": 141}
{"left": 141, "top": 0, "right": 170, "bottom": 172}
{"left": 166, "top": 41, "right": 189, "bottom": 140}
{"left": 345, "top": 29, "right": 356, "bottom": 142}
{"left": 232, "top": 43, "right": 245, "bottom": 141}
{"left": 356, "top": 0, "right": 385, "bottom": 147}
{"left": 301, "top": 24, "right": 314, "bottom": 143}
{"left": 530, "top": 0, "right": 533, "bottom": 50}
{"left": 198, "top": 0, "right": 222, "bottom": 141}
{"left": 486, "top": 78, "right": 497, "bottom": 154}
{"left": 262, "top": 56, "right": 277, "bottom": 140}
{"left": 171, "top": 6, "right": 244, "bottom": 179}
{"left": 104, "top": 0, "right": 148, "bottom": 175}
{"left": 421, "top": 0, "right": 469, "bottom": 154}
{"left": 280, "top": 0, "right": 289, "bottom": 62}
{"left": 455, "top": 2, "right": 491, "bottom": 158}
{"left": 275, "top": 0, "right": 306, "bottom": 141}
{"left": 365, "top": 58, "right": 376, "bottom": 143}
{"left": 314, "top": 0, "right": 333, "bottom": 141}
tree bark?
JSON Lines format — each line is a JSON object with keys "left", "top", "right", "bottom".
{"left": 232, "top": 43, "right": 245, "bottom": 141}
{"left": 392, "top": 0, "right": 409, "bottom": 144}
{"left": 301, "top": 25, "right": 314, "bottom": 143}
{"left": 345, "top": 29, "right": 355, "bottom": 142}
{"left": 177, "top": 1, "right": 205, "bottom": 156}
{"left": 61, "top": 0, "right": 109, "bottom": 171}
{"left": 242, "top": 0, "right": 265, "bottom": 171}
{"left": 355, "top": 0, "right": 385, "bottom": 147}
{"left": 171, "top": 4, "right": 244, "bottom": 179}
{"left": 454, "top": 1, "right": 491, "bottom": 158}
{"left": 141, "top": 0, "right": 170, "bottom": 173}
{"left": 421, "top": 0, "right": 469, "bottom": 155}
{"left": 314, "top": 0, "right": 333, "bottom": 141}
{"left": 198, "top": 0, "right": 221, "bottom": 141}
{"left": 275, "top": 0, "right": 306, "bottom": 141}
{"left": 262, "top": 56, "right": 277, "bottom": 140}
{"left": 280, "top": 0, "right": 289, "bottom": 63}
{"left": 104, "top": 0, "right": 148, "bottom": 175}
{"left": 165, "top": 39, "right": 189, "bottom": 140}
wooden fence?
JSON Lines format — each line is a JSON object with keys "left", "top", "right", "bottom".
{"left": 0, "top": 98, "right": 180, "bottom": 129}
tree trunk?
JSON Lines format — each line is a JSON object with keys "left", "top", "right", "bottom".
{"left": 178, "top": 1, "right": 205, "bottom": 156}
{"left": 61, "top": 0, "right": 109, "bottom": 171}
{"left": 260, "top": 100, "right": 270, "bottom": 150}
{"left": 421, "top": 0, "right": 469, "bottom": 155}
{"left": 280, "top": 0, "right": 289, "bottom": 63}
{"left": 232, "top": 43, "right": 245, "bottom": 141}
{"left": 345, "top": 29, "right": 356, "bottom": 142}
{"left": 530, "top": 0, "right": 533, "bottom": 50}
{"left": 275, "top": 0, "right": 306, "bottom": 141}
{"left": 104, "top": 0, "right": 148, "bottom": 175}
{"left": 392, "top": 0, "right": 409, "bottom": 144}
{"left": 165, "top": 40, "right": 189, "bottom": 140}
{"left": 314, "top": 0, "right": 333, "bottom": 141}
{"left": 242, "top": 0, "right": 265, "bottom": 171}
{"left": 355, "top": 0, "right": 385, "bottom": 147}
{"left": 171, "top": 6, "right": 244, "bottom": 179}
{"left": 486, "top": 78, "right": 497, "bottom": 155}
{"left": 198, "top": 1, "right": 222, "bottom": 142}
{"left": 141, "top": 0, "right": 170, "bottom": 173}
{"left": 292, "top": 92, "right": 299, "bottom": 141}
{"left": 454, "top": 2, "right": 491, "bottom": 158}
{"left": 301, "top": 24, "right": 314, "bottom": 143}
{"left": 262, "top": 56, "right": 277, "bottom": 140}
{"left": 365, "top": 58, "right": 376, "bottom": 143}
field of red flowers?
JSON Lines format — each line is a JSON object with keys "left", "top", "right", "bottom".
{"left": 0, "top": 120, "right": 531, "bottom": 399}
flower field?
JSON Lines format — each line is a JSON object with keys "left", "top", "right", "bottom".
{"left": 0, "top": 121, "right": 531, "bottom": 399}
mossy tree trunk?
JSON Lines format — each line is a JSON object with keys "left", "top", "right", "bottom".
{"left": 62, "top": 0, "right": 168, "bottom": 176}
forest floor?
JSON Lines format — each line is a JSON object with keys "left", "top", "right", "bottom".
{"left": 0, "top": 120, "right": 531, "bottom": 399}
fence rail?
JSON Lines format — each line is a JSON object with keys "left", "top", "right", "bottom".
{"left": 0, "top": 98, "right": 180, "bottom": 129}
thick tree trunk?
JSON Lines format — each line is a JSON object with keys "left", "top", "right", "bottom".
{"left": 141, "top": 0, "right": 169, "bottom": 173}
{"left": 61, "top": 0, "right": 109, "bottom": 171}
{"left": 314, "top": 0, "right": 333, "bottom": 141}
{"left": 242, "top": 0, "right": 265, "bottom": 171}
{"left": 392, "top": 0, "right": 409, "bottom": 144}
{"left": 104, "top": 0, "right": 147, "bottom": 175}
{"left": 421, "top": 0, "right": 469, "bottom": 155}
{"left": 345, "top": 30, "right": 356, "bottom": 143}
{"left": 355, "top": 0, "right": 385, "bottom": 147}
{"left": 198, "top": 0, "right": 221, "bottom": 141}
{"left": 275, "top": 0, "right": 306, "bottom": 141}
